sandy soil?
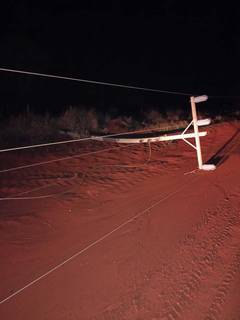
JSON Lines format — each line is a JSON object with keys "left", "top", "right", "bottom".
{"left": 0, "top": 122, "right": 240, "bottom": 320}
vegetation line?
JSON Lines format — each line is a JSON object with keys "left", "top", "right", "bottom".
{"left": 0, "top": 122, "right": 186, "bottom": 153}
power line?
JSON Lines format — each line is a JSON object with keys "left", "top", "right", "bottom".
{"left": 1, "top": 68, "right": 240, "bottom": 99}
{"left": 0, "top": 125, "right": 186, "bottom": 173}
{"left": 0, "top": 136, "right": 92, "bottom": 153}
{"left": 0, "top": 175, "right": 198, "bottom": 305}
{"left": 0, "top": 143, "right": 152, "bottom": 201}
{"left": 0, "top": 144, "right": 132, "bottom": 173}
{"left": 0, "top": 67, "right": 193, "bottom": 96}
{"left": 0, "top": 125, "right": 182, "bottom": 153}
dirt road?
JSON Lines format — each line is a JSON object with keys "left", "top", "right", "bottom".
{"left": 0, "top": 122, "right": 240, "bottom": 319}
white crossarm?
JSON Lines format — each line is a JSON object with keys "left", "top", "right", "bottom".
{"left": 92, "top": 131, "right": 207, "bottom": 144}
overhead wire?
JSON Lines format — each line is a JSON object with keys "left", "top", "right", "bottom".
{"left": 0, "top": 136, "right": 92, "bottom": 153}
{"left": 0, "top": 173, "right": 199, "bottom": 305}
{"left": 0, "top": 67, "right": 193, "bottom": 96}
{"left": 0, "top": 124, "right": 184, "bottom": 173}
{"left": 0, "top": 144, "right": 133, "bottom": 173}
{"left": 1, "top": 68, "right": 240, "bottom": 99}
{"left": 0, "top": 124, "right": 184, "bottom": 153}
{"left": 0, "top": 67, "right": 238, "bottom": 157}
{"left": 0, "top": 172, "right": 86, "bottom": 201}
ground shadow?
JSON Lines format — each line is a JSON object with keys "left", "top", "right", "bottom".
{"left": 206, "top": 129, "right": 240, "bottom": 168}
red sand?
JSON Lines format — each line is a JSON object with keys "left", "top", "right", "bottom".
{"left": 0, "top": 122, "right": 240, "bottom": 319}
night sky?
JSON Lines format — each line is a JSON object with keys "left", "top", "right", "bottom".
{"left": 0, "top": 1, "right": 239, "bottom": 114}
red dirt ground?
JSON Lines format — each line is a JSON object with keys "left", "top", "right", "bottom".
{"left": 0, "top": 122, "right": 240, "bottom": 320}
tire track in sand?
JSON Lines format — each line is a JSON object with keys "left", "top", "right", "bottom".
{"left": 96, "top": 194, "right": 240, "bottom": 320}
{"left": 162, "top": 224, "right": 239, "bottom": 320}
{"left": 203, "top": 251, "right": 240, "bottom": 320}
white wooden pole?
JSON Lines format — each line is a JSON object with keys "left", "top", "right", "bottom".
{"left": 190, "top": 96, "right": 203, "bottom": 169}
{"left": 93, "top": 94, "right": 215, "bottom": 171}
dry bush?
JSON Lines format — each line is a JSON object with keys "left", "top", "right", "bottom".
{"left": 0, "top": 112, "right": 58, "bottom": 146}
{"left": 166, "top": 108, "right": 184, "bottom": 122}
{"left": 0, "top": 105, "right": 203, "bottom": 147}
{"left": 105, "top": 117, "right": 128, "bottom": 133}
{"left": 141, "top": 108, "right": 188, "bottom": 131}
{"left": 145, "top": 109, "right": 164, "bottom": 124}
{"left": 57, "top": 106, "right": 99, "bottom": 136}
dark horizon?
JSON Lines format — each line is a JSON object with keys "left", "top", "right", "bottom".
{"left": 0, "top": 2, "right": 239, "bottom": 114}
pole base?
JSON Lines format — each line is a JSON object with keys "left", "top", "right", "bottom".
{"left": 201, "top": 164, "right": 216, "bottom": 171}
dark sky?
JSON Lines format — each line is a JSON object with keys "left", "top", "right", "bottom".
{"left": 0, "top": 1, "right": 239, "bottom": 113}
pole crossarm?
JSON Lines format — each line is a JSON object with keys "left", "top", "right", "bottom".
{"left": 92, "top": 131, "right": 207, "bottom": 144}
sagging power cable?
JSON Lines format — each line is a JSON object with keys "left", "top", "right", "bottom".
{"left": 0, "top": 124, "right": 183, "bottom": 153}
{"left": 0, "top": 67, "right": 193, "bottom": 96}
{"left": 0, "top": 144, "right": 133, "bottom": 173}
{"left": 0, "top": 143, "right": 152, "bottom": 200}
